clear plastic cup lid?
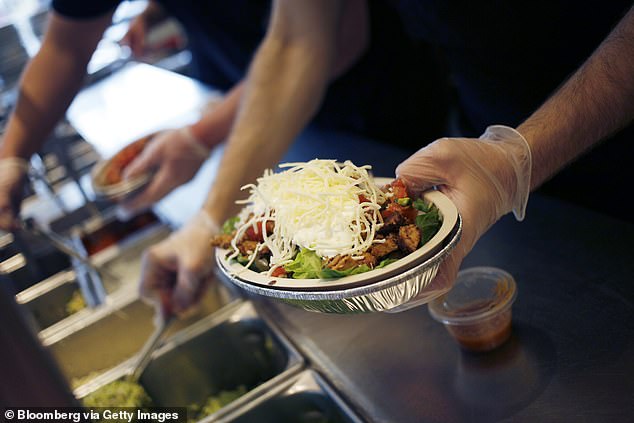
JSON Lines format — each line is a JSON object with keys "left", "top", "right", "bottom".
{"left": 428, "top": 266, "right": 517, "bottom": 324}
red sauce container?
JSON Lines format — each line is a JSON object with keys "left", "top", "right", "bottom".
{"left": 428, "top": 267, "right": 518, "bottom": 352}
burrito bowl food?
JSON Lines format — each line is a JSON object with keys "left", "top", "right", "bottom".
{"left": 211, "top": 159, "right": 442, "bottom": 280}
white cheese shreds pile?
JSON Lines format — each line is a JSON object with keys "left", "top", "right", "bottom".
{"left": 230, "top": 159, "right": 387, "bottom": 272}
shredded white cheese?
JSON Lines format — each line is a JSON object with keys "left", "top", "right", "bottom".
{"left": 230, "top": 159, "right": 387, "bottom": 271}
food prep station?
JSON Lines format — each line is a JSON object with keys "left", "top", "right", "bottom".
{"left": 2, "top": 5, "right": 634, "bottom": 422}
{"left": 1, "top": 64, "right": 368, "bottom": 420}
{"left": 1, "top": 125, "right": 366, "bottom": 421}
{"left": 4, "top": 190, "right": 365, "bottom": 422}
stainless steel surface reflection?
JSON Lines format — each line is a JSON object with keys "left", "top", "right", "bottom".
{"left": 451, "top": 324, "right": 555, "bottom": 421}
{"left": 66, "top": 62, "right": 215, "bottom": 158}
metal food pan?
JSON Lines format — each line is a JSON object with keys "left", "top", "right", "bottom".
{"left": 0, "top": 232, "right": 17, "bottom": 261}
{"left": 42, "top": 278, "right": 239, "bottom": 389}
{"left": 16, "top": 221, "right": 171, "bottom": 334}
{"left": 70, "top": 209, "right": 165, "bottom": 258}
{"left": 15, "top": 269, "right": 119, "bottom": 332}
{"left": 2, "top": 251, "right": 72, "bottom": 293}
{"left": 47, "top": 202, "right": 113, "bottom": 235}
{"left": 88, "top": 222, "right": 172, "bottom": 289}
{"left": 75, "top": 301, "right": 304, "bottom": 421}
{"left": 218, "top": 370, "right": 364, "bottom": 423}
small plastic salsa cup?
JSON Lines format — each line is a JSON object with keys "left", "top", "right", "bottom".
{"left": 428, "top": 266, "right": 518, "bottom": 352}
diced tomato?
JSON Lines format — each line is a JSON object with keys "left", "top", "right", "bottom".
{"left": 245, "top": 224, "right": 263, "bottom": 242}
{"left": 271, "top": 267, "right": 287, "bottom": 278}
{"left": 390, "top": 179, "right": 409, "bottom": 200}
{"left": 103, "top": 135, "right": 153, "bottom": 185}
{"left": 244, "top": 220, "right": 274, "bottom": 242}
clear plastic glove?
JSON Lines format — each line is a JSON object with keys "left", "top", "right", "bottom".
{"left": 118, "top": 126, "right": 210, "bottom": 216}
{"left": 393, "top": 125, "right": 532, "bottom": 309}
{"left": 120, "top": 12, "right": 148, "bottom": 58}
{"left": 0, "top": 158, "right": 29, "bottom": 231}
{"left": 139, "top": 210, "right": 219, "bottom": 317}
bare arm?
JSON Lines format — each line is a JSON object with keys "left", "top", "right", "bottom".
{"left": 0, "top": 11, "right": 114, "bottom": 159}
{"left": 188, "top": 83, "right": 244, "bottom": 148}
{"left": 201, "top": 0, "right": 368, "bottom": 224}
{"left": 188, "top": 0, "right": 367, "bottom": 151}
{"left": 517, "top": 6, "right": 634, "bottom": 190}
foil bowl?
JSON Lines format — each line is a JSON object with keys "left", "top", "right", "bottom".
{"left": 91, "top": 133, "right": 155, "bottom": 202}
{"left": 216, "top": 187, "right": 462, "bottom": 314}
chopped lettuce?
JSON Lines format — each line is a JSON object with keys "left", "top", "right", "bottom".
{"left": 283, "top": 249, "right": 400, "bottom": 279}
{"left": 284, "top": 248, "right": 324, "bottom": 279}
{"left": 412, "top": 198, "right": 431, "bottom": 212}
{"left": 222, "top": 216, "right": 241, "bottom": 234}
{"left": 414, "top": 201, "right": 442, "bottom": 245}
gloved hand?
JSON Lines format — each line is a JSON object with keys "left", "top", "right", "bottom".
{"left": 0, "top": 158, "right": 29, "bottom": 231}
{"left": 139, "top": 210, "right": 219, "bottom": 316}
{"left": 120, "top": 11, "right": 149, "bottom": 58}
{"left": 393, "top": 125, "right": 532, "bottom": 309}
{"left": 119, "top": 126, "right": 210, "bottom": 215}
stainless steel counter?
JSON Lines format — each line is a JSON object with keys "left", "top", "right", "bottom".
{"left": 250, "top": 192, "right": 634, "bottom": 423}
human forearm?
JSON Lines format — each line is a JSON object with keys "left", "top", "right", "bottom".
{"left": 202, "top": 39, "right": 333, "bottom": 223}
{"left": 0, "top": 48, "right": 88, "bottom": 159}
{"left": 0, "top": 12, "right": 112, "bottom": 160}
{"left": 202, "top": 0, "right": 343, "bottom": 224}
{"left": 188, "top": 83, "right": 244, "bottom": 149}
{"left": 517, "top": 6, "right": 634, "bottom": 190}
{"left": 188, "top": 0, "right": 367, "bottom": 153}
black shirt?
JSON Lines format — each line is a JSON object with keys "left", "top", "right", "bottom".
{"left": 52, "top": 0, "right": 269, "bottom": 90}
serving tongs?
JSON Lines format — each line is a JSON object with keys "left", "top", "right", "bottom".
{"left": 17, "top": 217, "right": 119, "bottom": 279}
{"left": 16, "top": 217, "right": 118, "bottom": 306}
{"left": 128, "top": 293, "right": 175, "bottom": 382}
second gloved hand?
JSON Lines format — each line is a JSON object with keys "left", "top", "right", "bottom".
{"left": 394, "top": 125, "right": 532, "bottom": 308}
{"left": 139, "top": 210, "right": 219, "bottom": 316}
{"left": 119, "top": 126, "right": 210, "bottom": 215}
{"left": 0, "top": 158, "right": 29, "bottom": 231}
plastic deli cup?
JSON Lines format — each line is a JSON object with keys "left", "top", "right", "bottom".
{"left": 428, "top": 266, "right": 518, "bottom": 352}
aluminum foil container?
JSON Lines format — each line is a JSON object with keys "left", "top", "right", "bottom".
{"left": 216, "top": 187, "right": 462, "bottom": 314}
{"left": 90, "top": 133, "right": 155, "bottom": 202}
